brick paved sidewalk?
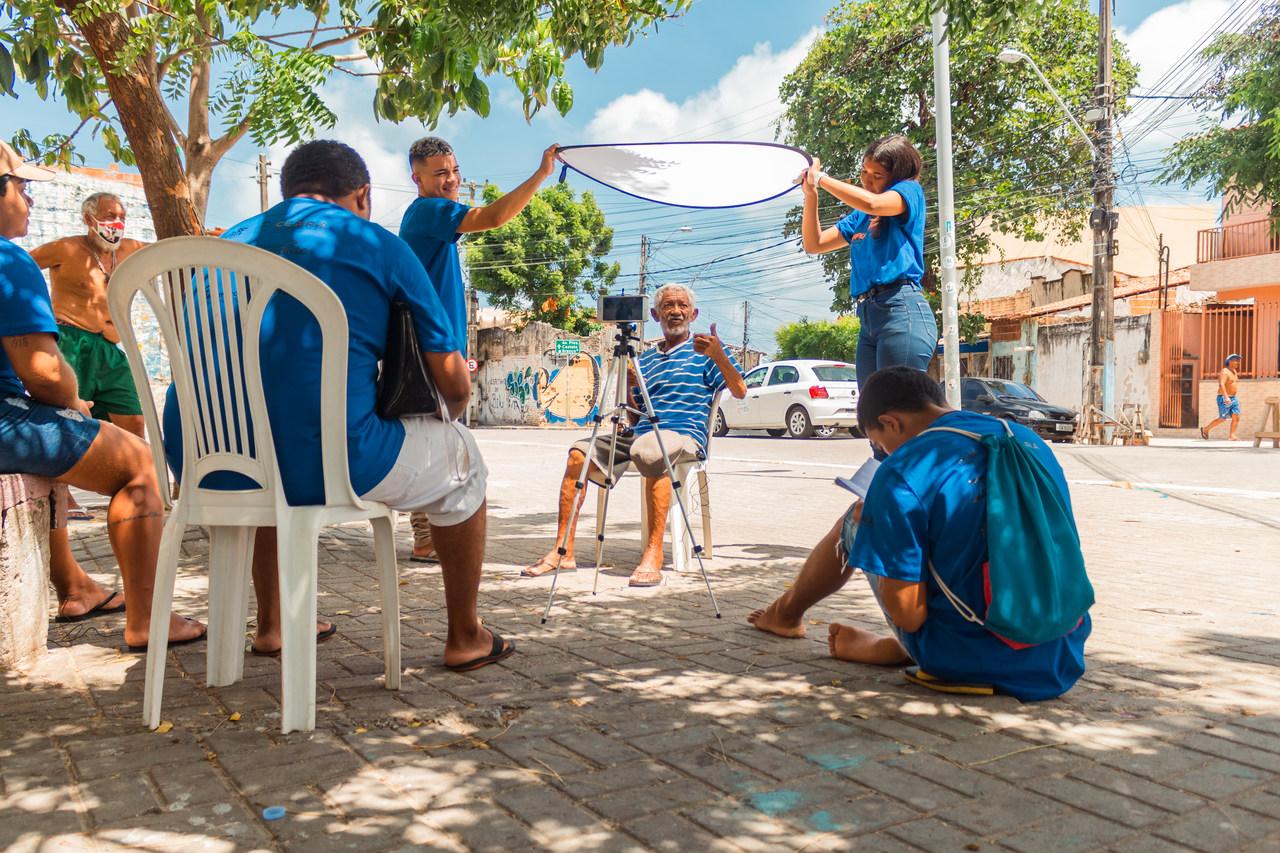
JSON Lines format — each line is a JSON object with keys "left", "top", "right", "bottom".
{"left": 2, "top": 432, "right": 1278, "bottom": 852}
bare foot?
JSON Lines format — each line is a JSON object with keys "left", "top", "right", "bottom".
{"left": 1228, "top": 435, "right": 1240, "bottom": 441}
{"left": 747, "top": 599, "right": 806, "bottom": 638}
{"left": 123, "top": 613, "right": 207, "bottom": 649}
{"left": 252, "top": 620, "right": 335, "bottom": 655}
{"left": 629, "top": 548, "right": 664, "bottom": 587}
{"left": 522, "top": 548, "right": 576, "bottom": 577}
{"left": 827, "top": 622, "right": 911, "bottom": 665}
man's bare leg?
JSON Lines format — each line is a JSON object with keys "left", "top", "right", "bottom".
{"left": 630, "top": 474, "right": 671, "bottom": 586}
{"left": 247, "top": 528, "right": 333, "bottom": 654}
{"left": 1228, "top": 413, "right": 1240, "bottom": 440}
{"left": 828, "top": 623, "right": 910, "bottom": 665}
{"left": 749, "top": 517, "right": 853, "bottom": 638}
{"left": 525, "top": 449, "right": 591, "bottom": 577}
{"left": 430, "top": 501, "right": 510, "bottom": 666}
{"left": 57, "top": 424, "right": 204, "bottom": 647}
{"left": 49, "top": 526, "right": 124, "bottom": 617}
{"left": 108, "top": 412, "right": 146, "bottom": 440}
{"left": 1201, "top": 417, "right": 1224, "bottom": 439}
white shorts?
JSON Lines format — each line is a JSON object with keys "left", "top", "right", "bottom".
{"left": 360, "top": 415, "right": 487, "bottom": 526}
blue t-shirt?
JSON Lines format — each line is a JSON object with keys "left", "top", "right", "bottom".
{"left": 399, "top": 196, "right": 470, "bottom": 354}
{"left": 182, "top": 198, "right": 458, "bottom": 506}
{"left": 0, "top": 237, "right": 58, "bottom": 397}
{"left": 836, "top": 179, "right": 926, "bottom": 299}
{"left": 631, "top": 338, "right": 739, "bottom": 450}
{"left": 847, "top": 410, "right": 1090, "bottom": 701}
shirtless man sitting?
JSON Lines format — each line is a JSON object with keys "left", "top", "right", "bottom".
{"left": 31, "top": 192, "right": 150, "bottom": 439}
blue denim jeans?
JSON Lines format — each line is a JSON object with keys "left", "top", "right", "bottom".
{"left": 855, "top": 283, "right": 938, "bottom": 458}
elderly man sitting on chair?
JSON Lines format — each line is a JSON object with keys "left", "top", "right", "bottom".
{"left": 524, "top": 283, "right": 746, "bottom": 587}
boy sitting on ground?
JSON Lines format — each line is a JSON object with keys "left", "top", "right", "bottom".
{"left": 748, "top": 366, "right": 1090, "bottom": 701}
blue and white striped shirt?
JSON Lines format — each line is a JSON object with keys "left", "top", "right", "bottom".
{"left": 632, "top": 338, "right": 739, "bottom": 450}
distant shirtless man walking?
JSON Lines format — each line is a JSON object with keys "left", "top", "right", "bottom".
{"left": 31, "top": 192, "right": 149, "bottom": 439}
{"left": 1201, "top": 353, "right": 1243, "bottom": 441}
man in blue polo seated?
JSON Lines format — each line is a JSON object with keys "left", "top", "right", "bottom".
{"left": 523, "top": 283, "right": 747, "bottom": 587}
{"left": 749, "top": 366, "right": 1090, "bottom": 701}
{"left": 0, "top": 139, "right": 205, "bottom": 651}
{"left": 163, "top": 140, "right": 512, "bottom": 672}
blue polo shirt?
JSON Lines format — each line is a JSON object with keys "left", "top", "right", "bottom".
{"left": 399, "top": 196, "right": 470, "bottom": 354}
{"left": 847, "top": 410, "right": 1090, "bottom": 701}
{"left": 836, "top": 179, "right": 926, "bottom": 299}
{"left": 0, "top": 237, "right": 58, "bottom": 397}
{"left": 631, "top": 337, "right": 739, "bottom": 450}
{"left": 163, "top": 198, "right": 458, "bottom": 506}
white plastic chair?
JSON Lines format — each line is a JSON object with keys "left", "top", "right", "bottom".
{"left": 592, "top": 391, "right": 722, "bottom": 572}
{"left": 109, "top": 236, "right": 401, "bottom": 734}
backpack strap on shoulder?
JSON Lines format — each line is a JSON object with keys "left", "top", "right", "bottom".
{"left": 929, "top": 559, "right": 985, "bottom": 627}
{"left": 920, "top": 425, "right": 982, "bottom": 441}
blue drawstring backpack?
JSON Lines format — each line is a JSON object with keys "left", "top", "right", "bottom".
{"left": 923, "top": 421, "right": 1094, "bottom": 648}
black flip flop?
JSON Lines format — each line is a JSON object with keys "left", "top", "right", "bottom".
{"left": 1200, "top": 427, "right": 1210, "bottom": 440}
{"left": 125, "top": 625, "right": 208, "bottom": 654}
{"left": 54, "top": 590, "right": 126, "bottom": 623}
{"left": 250, "top": 622, "right": 339, "bottom": 657}
{"left": 410, "top": 553, "right": 439, "bottom": 564}
{"left": 444, "top": 631, "right": 516, "bottom": 672}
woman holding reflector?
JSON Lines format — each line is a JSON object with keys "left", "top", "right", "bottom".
{"left": 799, "top": 135, "right": 938, "bottom": 455}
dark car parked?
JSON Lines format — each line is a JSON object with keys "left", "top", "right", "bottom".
{"left": 960, "top": 377, "right": 1079, "bottom": 442}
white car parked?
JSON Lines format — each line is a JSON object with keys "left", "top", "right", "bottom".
{"left": 714, "top": 359, "right": 860, "bottom": 438}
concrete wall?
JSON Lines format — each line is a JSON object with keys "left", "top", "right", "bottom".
{"left": 0, "top": 476, "right": 59, "bottom": 671}
{"left": 960, "top": 256, "right": 1088, "bottom": 304}
{"left": 1198, "top": 378, "right": 1280, "bottom": 441}
{"left": 474, "top": 322, "right": 607, "bottom": 427}
{"left": 1034, "top": 314, "right": 1157, "bottom": 417}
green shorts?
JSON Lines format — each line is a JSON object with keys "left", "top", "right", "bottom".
{"left": 57, "top": 323, "right": 143, "bottom": 418}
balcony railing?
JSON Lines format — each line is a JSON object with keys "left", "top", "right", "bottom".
{"left": 1197, "top": 217, "right": 1280, "bottom": 264}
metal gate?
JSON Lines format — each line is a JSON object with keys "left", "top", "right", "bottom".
{"left": 1159, "top": 309, "right": 1203, "bottom": 428}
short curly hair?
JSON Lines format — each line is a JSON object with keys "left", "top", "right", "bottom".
{"left": 280, "top": 140, "right": 370, "bottom": 199}
{"left": 408, "top": 136, "right": 454, "bottom": 166}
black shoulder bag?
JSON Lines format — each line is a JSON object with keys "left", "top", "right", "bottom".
{"left": 376, "top": 300, "right": 440, "bottom": 419}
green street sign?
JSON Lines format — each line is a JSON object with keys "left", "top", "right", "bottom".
{"left": 554, "top": 339, "right": 581, "bottom": 355}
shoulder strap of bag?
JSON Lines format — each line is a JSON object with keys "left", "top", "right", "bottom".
{"left": 917, "top": 419, "right": 1005, "bottom": 627}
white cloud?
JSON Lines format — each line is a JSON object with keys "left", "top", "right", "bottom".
{"left": 585, "top": 28, "right": 820, "bottom": 143}
{"left": 1117, "top": 0, "right": 1231, "bottom": 91}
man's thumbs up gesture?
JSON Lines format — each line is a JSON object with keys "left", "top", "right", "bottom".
{"left": 693, "top": 322, "right": 727, "bottom": 361}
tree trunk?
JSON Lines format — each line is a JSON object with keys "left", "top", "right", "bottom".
{"left": 56, "top": 0, "right": 203, "bottom": 238}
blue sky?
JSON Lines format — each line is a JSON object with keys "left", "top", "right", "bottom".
{"left": 4, "top": 0, "right": 1236, "bottom": 348}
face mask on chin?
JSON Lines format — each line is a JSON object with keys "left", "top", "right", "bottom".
{"left": 90, "top": 218, "right": 125, "bottom": 248}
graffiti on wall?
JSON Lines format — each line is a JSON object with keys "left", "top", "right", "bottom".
{"left": 478, "top": 349, "right": 602, "bottom": 427}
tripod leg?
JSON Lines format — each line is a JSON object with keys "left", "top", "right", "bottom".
{"left": 593, "top": 485, "right": 608, "bottom": 595}
{"left": 542, "top": 348, "right": 630, "bottom": 622}
{"left": 630, "top": 370, "right": 722, "bottom": 618}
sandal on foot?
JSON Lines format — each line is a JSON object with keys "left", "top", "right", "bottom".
{"left": 251, "top": 623, "right": 339, "bottom": 657}
{"left": 1200, "top": 427, "right": 1209, "bottom": 440}
{"left": 54, "top": 589, "right": 125, "bottom": 623}
{"left": 125, "top": 624, "right": 208, "bottom": 654}
{"left": 410, "top": 552, "right": 440, "bottom": 564}
{"left": 66, "top": 507, "right": 95, "bottom": 522}
{"left": 521, "top": 558, "right": 574, "bottom": 578}
{"left": 444, "top": 631, "right": 516, "bottom": 672}
{"left": 903, "top": 665, "right": 994, "bottom": 696}
{"left": 628, "top": 570, "right": 663, "bottom": 588}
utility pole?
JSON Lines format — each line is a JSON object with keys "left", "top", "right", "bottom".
{"left": 931, "top": 4, "right": 962, "bottom": 409}
{"left": 1086, "top": 0, "right": 1117, "bottom": 443}
{"left": 257, "top": 153, "right": 270, "bottom": 213}
{"left": 638, "top": 234, "right": 650, "bottom": 295}
{"left": 741, "top": 300, "right": 749, "bottom": 358}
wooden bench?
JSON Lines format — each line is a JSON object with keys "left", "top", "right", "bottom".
{"left": 1255, "top": 397, "right": 1280, "bottom": 449}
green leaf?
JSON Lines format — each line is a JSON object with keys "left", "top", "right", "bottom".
{"left": 551, "top": 79, "right": 573, "bottom": 115}
{"left": 465, "top": 76, "right": 490, "bottom": 117}
{"left": 0, "top": 44, "right": 14, "bottom": 96}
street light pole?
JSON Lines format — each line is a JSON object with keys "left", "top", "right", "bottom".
{"left": 932, "top": 4, "right": 961, "bottom": 408}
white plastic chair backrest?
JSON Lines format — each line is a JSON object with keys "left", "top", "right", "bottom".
{"left": 108, "top": 236, "right": 363, "bottom": 511}
{"left": 702, "top": 390, "right": 725, "bottom": 462}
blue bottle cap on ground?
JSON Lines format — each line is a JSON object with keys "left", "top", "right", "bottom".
{"left": 262, "top": 806, "right": 287, "bottom": 821}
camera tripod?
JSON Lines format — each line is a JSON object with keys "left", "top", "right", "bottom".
{"left": 540, "top": 321, "right": 722, "bottom": 623}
